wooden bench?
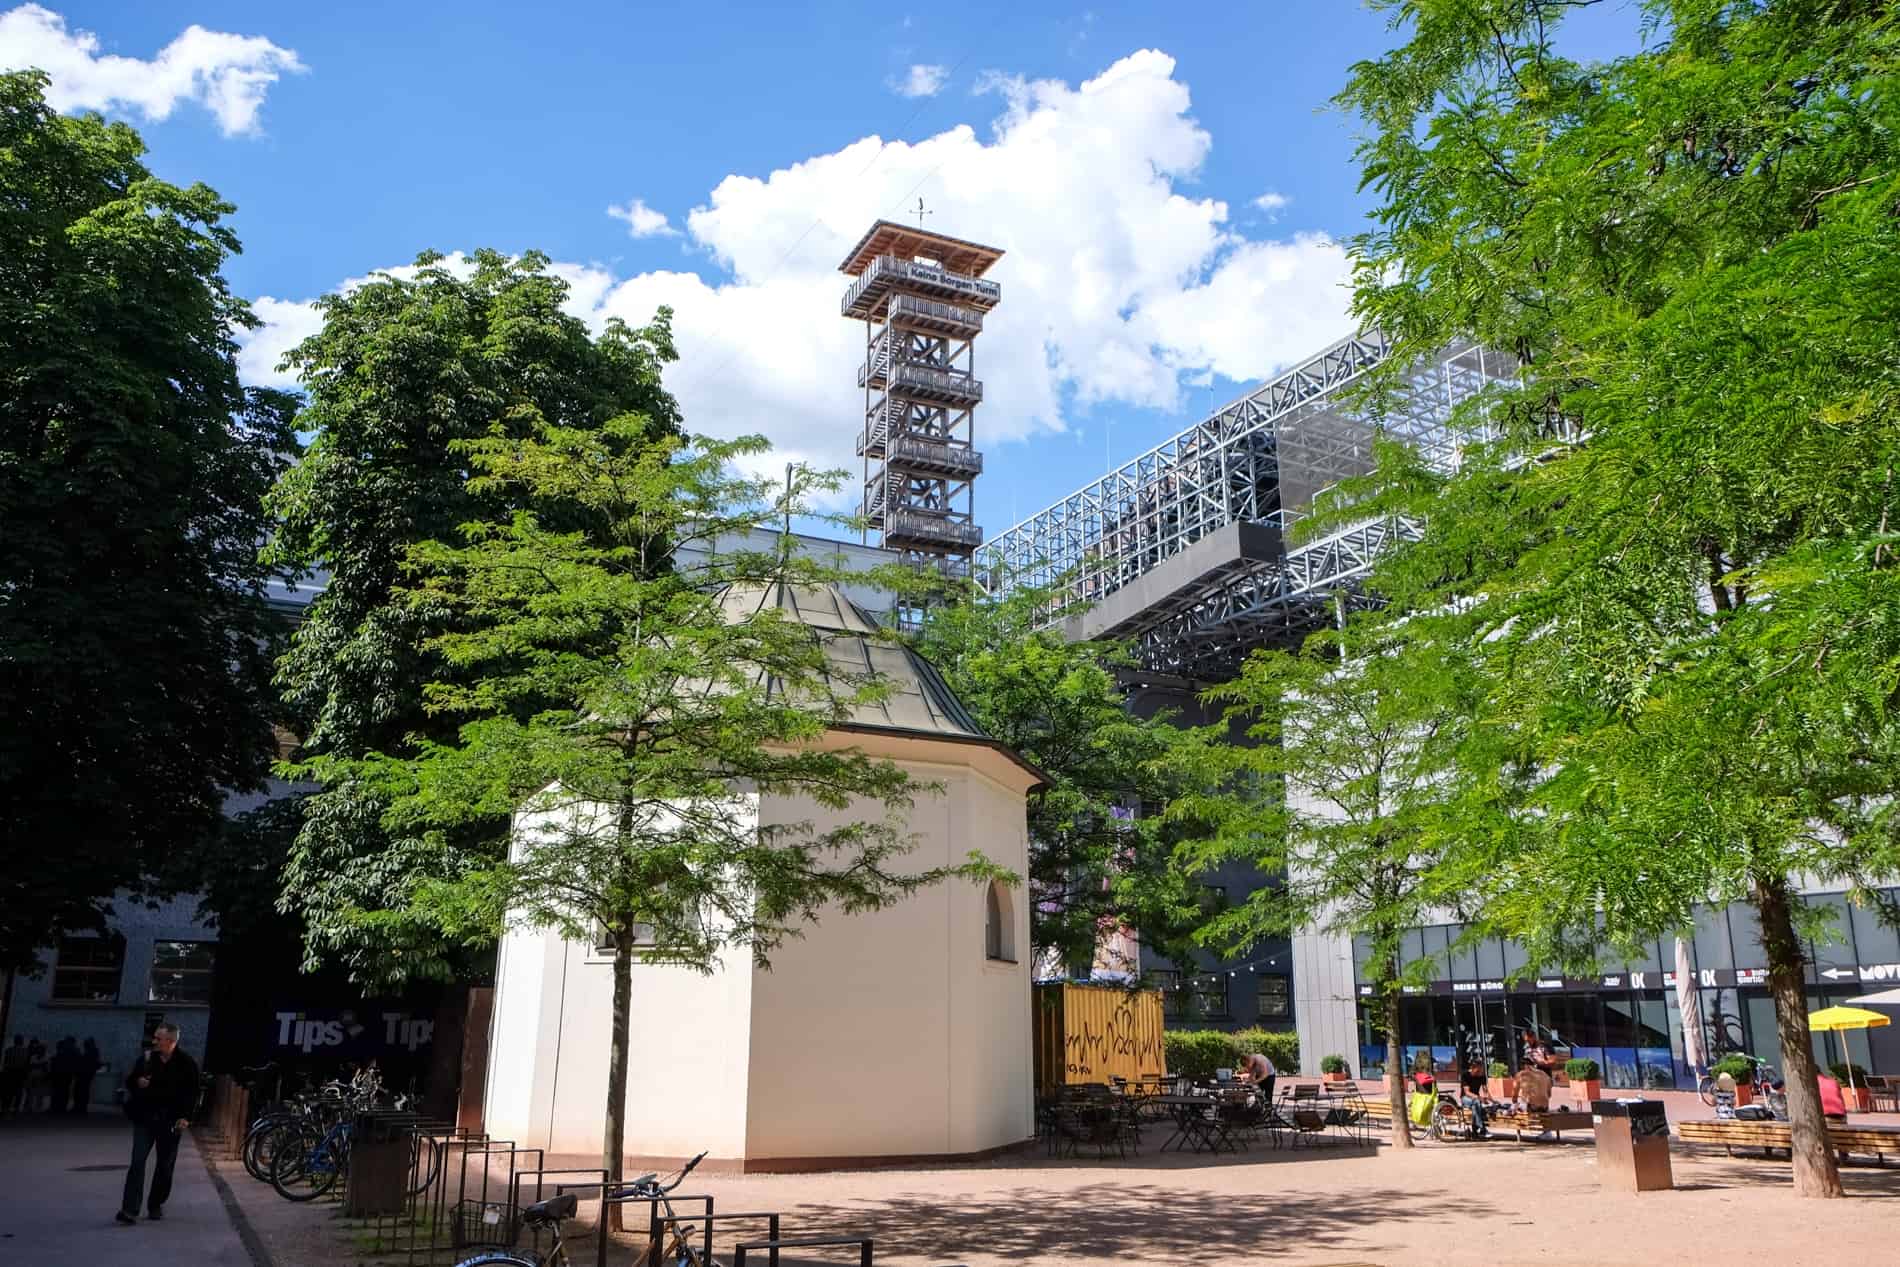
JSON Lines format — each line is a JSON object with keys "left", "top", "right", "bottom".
{"left": 1360, "top": 1097, "right": 1590, "bottom": 1141}
{"left": 1490, "top": 1109, "right": 1595, "bottom": 1142}
{"left": 1676, "top": 1118, "right": 1900, "bottom": 1164}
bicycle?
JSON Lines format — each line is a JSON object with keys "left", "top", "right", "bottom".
{"left": 451, "top": 1153, "right": 708, "bottom": 1267}
{"left": 1697, "top": 1053, "right": 1784, "bottom": 1113}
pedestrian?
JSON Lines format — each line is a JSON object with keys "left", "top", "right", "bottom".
{"left": 0, "top": 1036, "right": 26, "bottom": 1115}
{"left": 73, "top": 1037, "right": 103, "bottom": 1115}
{"left": 49, "top": 1037, "right": 78, "bottom": 1114}
{"left": 116, "top": 1023, "right": 199, "bottom": 1225}
{"left": 23, "top": 1038, "right": 47, "bottom": 1113}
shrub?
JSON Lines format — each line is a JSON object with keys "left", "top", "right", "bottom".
{"left": 1711, "top": 1054, "right": 1756, "bottom": 1084}
{"left": 1230, "top": 1028, "right": 1302, "bottom": 1075}
{"left": 1830, "top": 1062, "right": 1867, "bottom": 1084}
{"left": 1162, "top": 1030, "right": 1238, "bottom": 1081}
{"left": 1162, "top": 1028, "right": 1301, "bottom": 1079}
{"left": 1319, "top": 1053, "right": 1349, "bottom": 1075}
{"left": 1564, "top": 1057, "right": 1601, "bottom": 1081}
{"left": 1487, "top": 1061, "right": 1510, "bottom": 1079}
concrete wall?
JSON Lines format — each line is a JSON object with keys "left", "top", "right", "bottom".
{"left": 742, "top": 762, "right": 1034, "bottom": 1161}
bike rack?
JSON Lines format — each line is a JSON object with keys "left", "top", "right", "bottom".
{"left": 733, "top": 1235, "right": 874, "bottom": 1267}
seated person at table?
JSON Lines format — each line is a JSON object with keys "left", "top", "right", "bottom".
{"left": 1515, "top": 1063, "right": 1552, "bottom": 1112}
{"left": 1237, "top": 1051, "right": 1276, "bottom": 1102}
{"left": 1816, "top": 1072, "right": 1849, "bottom": 1123}
{"left": 1459, "top": 1060, "right": 1493, "bottom": 1139}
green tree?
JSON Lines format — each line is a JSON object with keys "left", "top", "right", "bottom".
{"left": 263, "top": 251, "right": 680, "bottom": 986}
{"left": 1335, "top": 0, "right": 1900, "bottom": 1196}
{"left": 0, "top": 70, "right": 297, "bottom": 971}
{"left": 360, "top": 421, "right": 990, "bottom": 1204}
{"left": 905, "top": 579, "right": 1217, "bottom": 975}
{"left": 1167, "top": 617, "right": 1473, "bottom": 1148}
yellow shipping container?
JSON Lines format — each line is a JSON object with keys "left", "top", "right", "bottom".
{"left": 1032, "top": 982, "right": 1167, "bottom": 1094}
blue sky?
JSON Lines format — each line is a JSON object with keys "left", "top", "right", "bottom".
{"left": 3, "top": 1, "right": 1642, "bottom": 532}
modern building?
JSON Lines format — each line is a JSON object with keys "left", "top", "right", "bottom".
{"left": 482, "top": 583, "right": 1043, "bottom": 1168}
{"left": 985, "top": 329, "right": 1900, "bottom": 1080}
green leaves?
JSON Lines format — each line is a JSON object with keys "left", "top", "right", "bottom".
{"left": 905, "top": 576, "right": 1220, "bottom": 973}
{"left": 0, "top": 71, "right": 298, "bottom": 969}
{"left": 266, "top": 250, "right": 683, "bottom": 986}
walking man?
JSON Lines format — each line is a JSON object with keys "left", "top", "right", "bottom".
{"left": 116, "top": 1023, "right": 198, "bottom": 1224}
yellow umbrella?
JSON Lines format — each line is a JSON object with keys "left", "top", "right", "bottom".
{"left": 1808, "top": 1006, "right": 1892, "bottom": 1109}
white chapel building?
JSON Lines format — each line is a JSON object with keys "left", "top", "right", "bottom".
{"left": 482, "top": 580, "right": 1043, "bottom": 1170}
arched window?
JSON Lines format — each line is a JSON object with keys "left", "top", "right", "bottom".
{"left": 984, "top": 880, "right": 1015, "bottom": 963}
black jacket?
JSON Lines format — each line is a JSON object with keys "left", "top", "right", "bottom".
{"left": 125, "top": 1047, "right": 200, "bottom": 1126}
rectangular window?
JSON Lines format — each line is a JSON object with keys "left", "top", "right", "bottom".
{"left": 1256, "top": 973, "right": 1291, "bottom": 1020}
{"left": 1155, "top": 970, "right": 1230, "bottom": 1021}
{"left": 592, "top": 920, "right": 658, "bottom": 955}
{"left": 52, "top": 935, "right": 125, "bottom": 1003}
{"left": 149, "top": 941, "right": 215, "bottom": 1005}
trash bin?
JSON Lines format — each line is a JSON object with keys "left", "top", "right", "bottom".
{"left": 1591, "top": 1099, "right": 1673, "bottom": 1193}
{"left": 347, "top": 1111, "right": 423, "bottom": 1216}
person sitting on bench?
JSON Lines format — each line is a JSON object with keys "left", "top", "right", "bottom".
{"left": 1816, "top": 1072, "right": 1849, "bottom": 1124}
{"left": 1459, "top": 1060, "right": 1494, "bottom": 1139}
{"left": 1516, "top": 1063, "right": 1552, "bottom": 1112}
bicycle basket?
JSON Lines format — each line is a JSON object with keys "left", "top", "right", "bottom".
{"left": 450, "top": 1200, "right": 518, "bottom": 1249}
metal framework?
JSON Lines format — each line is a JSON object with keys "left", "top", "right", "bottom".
{"left": 981, "top": 333, "right": 1513, "bottom": 677}
{"left": 841, "top": 220, "right": 1005, "bottom": 578}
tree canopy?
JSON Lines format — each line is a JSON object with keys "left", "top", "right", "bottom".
{"left": 0, "top": 70, "right": 297, "bottom": 970}
{"left": 359, "top": 420, "right": 990, "bottom": 1197}
{"left": 1333, "top": 0, "right": 1900, "bottom": 1196}
{"left": 264, "top": 250, "right": 681, "bottom": 987}
{"left": 906, "top": 578, "right": 1219, "bottom": 976}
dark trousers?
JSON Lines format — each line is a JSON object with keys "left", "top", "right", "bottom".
{"left": 72, "top": 1074, "right": 95, "bottom": 1114}
{"left": 122, "top": 1121, "right": 181, "bottom": 1215}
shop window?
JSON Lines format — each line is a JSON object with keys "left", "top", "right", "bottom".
{"left": 52, "top": 934, "right": 125, "bottom": 1003}
{"left": 149, "top": 941, "right": 215, "bottom": 1005}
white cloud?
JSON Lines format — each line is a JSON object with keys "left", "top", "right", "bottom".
{"left": 889, "top": 62, "right": 948, "bottom": 98}
{"left": 606, "top": 197, "right": 678, "bottom": 238}
{"left": 239, "top": 50, "right": 1354, "bottom": 503}
{"left": 0, "top": 4, "right": 304, "bottom": 136}
{"left": 1253, "top": 191, "right": 1289, "bottom": 212}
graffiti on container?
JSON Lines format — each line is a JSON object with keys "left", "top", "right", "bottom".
{"left": 1063, "top": 996, "right": 1164, "bottom": 1078}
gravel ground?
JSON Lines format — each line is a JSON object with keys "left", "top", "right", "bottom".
{"left": 206, "top": 1123, "right": 1900, "bottom": 1267}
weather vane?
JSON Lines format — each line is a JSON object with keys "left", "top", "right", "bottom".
{"left": 911, "top": 197, "right": 932, "bottom": 229}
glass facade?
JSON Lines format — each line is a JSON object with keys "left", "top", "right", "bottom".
{"left": 1352, "top": 888, "right": 1900, "bottom": 1084}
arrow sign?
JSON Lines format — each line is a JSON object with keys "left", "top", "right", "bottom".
{"left": 1820, "top": 967, "right": 1858, "bottom": 981}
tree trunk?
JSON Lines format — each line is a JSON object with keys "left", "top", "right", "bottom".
{"left": 603, "top": 930, "right": 634, "bottom": 1229}
{"left": 1385, "top": 978, "right": 1413, "bottom": 1149}
{"left": 1754, "top": 875, "right": 1843, "bottom": 1198}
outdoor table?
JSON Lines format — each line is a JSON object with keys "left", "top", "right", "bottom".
{"left": 1153, "top": 1094, "right": 1239, "bottom": 1154}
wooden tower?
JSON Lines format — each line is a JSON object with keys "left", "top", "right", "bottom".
{"left": 840, "top": 220, "right": 1004, "bottom": 579}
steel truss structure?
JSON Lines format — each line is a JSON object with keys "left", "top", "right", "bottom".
{"left": 841, "top": 220, "right": 1005, "bottom": 578}
{"left": 981, "top": 333, "right": 1512, "bottom": 677}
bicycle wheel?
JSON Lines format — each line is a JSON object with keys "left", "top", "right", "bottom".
{"left": 244, "top": 1117, "right": 301, "bottom": 1183}
{"left": 451, "top": 1255, "right": 538, "bottom": 1267}
{"left": 271, "top": 1127, "right": 342, "bottom": 1201}
{"left": 1697, "top": 1074, "right": 1716, "bottom": 1107}
{"left": 407, "top": 1132, "right": 441, "bottom": 1196}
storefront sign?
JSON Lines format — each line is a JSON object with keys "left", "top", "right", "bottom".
{"left": 1735, "top": 967, "right": 1768, "bottom": 986}
{"left": 1859, "top": 962, "right": 1900, "bottom": 983}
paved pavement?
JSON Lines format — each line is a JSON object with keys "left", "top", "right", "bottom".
{"left": 0, "top": 1114, "right": 254, "bottom": 1265}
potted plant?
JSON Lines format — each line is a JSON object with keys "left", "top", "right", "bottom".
{"left": 1320, "top": 1054, "right": 1351, "bottom": 1083}
{"left": 1487, "top": 1061, "right": 1516, "bottom": 1101}
{"left": 1564, "top": 1057, "right": 1602, "bottom": 1105}
{"left": 1831, "top": 1063, "right": 1872, "bottom": 1112}
{"left": 1711, "top": 1054, "right": 1756, "bottom": 1106}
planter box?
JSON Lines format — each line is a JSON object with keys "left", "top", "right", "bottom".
{"left": 1571, "top": 1078, "right": 1601, "bottom": 1104}
{"left": 1733, "top": 1083, "right": 1754, "bottom": 1107}
{"left": 1845, "top": 1086, "right": 1872, "bottom": 1113}
{"left": 1322, "top": 1071, "right": 1350, "bottom": 1083}
{"left": 1488, "top": 1077, "right": 1517, "bottom": 1101}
